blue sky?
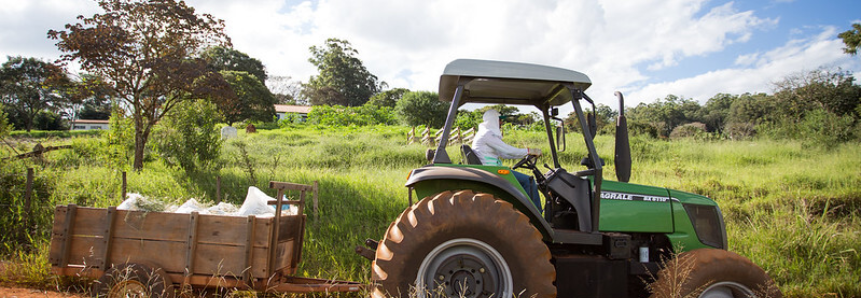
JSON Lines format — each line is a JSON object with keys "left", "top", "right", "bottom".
{"left": 1, "top": 0, "right": 859, "bottom": 111}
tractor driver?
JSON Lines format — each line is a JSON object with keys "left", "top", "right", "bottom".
{"left": 472, "top": 109, "right": 543, "bottom": 212}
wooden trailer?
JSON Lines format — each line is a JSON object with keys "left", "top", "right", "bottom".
{"left": 49, "top": 181, "right": 362, "bottom": 297}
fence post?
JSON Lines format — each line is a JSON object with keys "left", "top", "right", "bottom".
{"left": 216, "top": 176, "right": 222, "bottom": 203}
{"left": 313, "top": 180, "right": 319, "bottom": 221}
{"left": 23, "top": 168, "right": 33, "bottom": 241}
{"left": 121, "top": 171, "right": 127, "bottom": 200}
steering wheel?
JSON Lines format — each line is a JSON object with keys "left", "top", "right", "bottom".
{"left": 512, "top": 154, "right": 538, "bottom": 170}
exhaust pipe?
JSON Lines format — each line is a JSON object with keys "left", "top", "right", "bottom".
{"left": 614, "top": 91, "right": 632, "bottom": 183}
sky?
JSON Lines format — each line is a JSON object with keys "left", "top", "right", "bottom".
{"left": 1, "top": 0, "right": 860, "bottom": 112}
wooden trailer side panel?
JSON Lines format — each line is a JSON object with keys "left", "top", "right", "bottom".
{"left": 50, "top": 205, "right": 306, "bottom": 282}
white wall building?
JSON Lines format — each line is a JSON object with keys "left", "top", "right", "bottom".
{"left": 71, "top": 119, "right": 110, "bottom": 130}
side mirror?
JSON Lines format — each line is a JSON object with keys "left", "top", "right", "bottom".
{"left": 586, "top": 113, "right": 597, "bottom": 140}
{"left": 556, "top": 124, "right": 566, "bottom": 152}
{"left": 551, "top": 107, "right": 559, "bottom": 117}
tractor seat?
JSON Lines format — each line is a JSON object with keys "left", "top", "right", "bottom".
{"left": 461, "top": 144, "right": 483, "bottom": 165}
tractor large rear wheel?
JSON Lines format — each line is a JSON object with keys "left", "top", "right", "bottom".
{"left": 649, "top": 248, "right": 781, "bottom": 298}
{"left": 372, "top": 190, "right": 555, "bottom": 298}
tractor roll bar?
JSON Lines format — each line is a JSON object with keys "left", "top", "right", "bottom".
{"left": 573, "top": 89, "right": 603, "bottom": 232}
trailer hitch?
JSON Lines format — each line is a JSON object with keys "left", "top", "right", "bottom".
{"left": 355, "top": 239, "right": 378, "bottom": 261}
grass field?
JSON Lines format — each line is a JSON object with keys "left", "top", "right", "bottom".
{"left": 1, "top": 125, "right": 859, "bottom": 297}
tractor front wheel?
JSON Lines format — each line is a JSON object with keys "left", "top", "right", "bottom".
{"left": 372, "top": 190, "right": 555, "bottom": 298}
{"left": 648, "top": 248, "right": 781, "bottom": 298}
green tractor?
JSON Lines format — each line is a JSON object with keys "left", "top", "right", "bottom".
{"left": 365, "top": 59, "right": 780, "bottom": 298}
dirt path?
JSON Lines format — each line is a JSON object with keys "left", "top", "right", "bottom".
{"left": 0, "top": 284, "right": 83, "bottom": 298}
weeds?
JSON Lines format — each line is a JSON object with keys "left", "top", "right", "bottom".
{"left": 0, "top": 127, "right": 858, "bottom": 297}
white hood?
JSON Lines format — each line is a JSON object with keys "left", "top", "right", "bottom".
{"left": 471, "top": 109, "right": 528, "bottom": 166}
{"left": 478, "top": 109, "right": 502, "bottom": 138}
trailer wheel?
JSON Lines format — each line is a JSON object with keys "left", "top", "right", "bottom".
{"left": 372, "top": 190, "right": 555, "bottom": 298}
{"left": 648, "top": 248, "right": 781, "bottom": 298}
{"left": 93, "top": 263, "right": 170, "bottom": 298}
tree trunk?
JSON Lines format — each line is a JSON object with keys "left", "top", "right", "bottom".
{"left": 133, "top": 125, "right": 145, "bottom": 170}
{"left": 132, "top": 119, "right": 153, "bottom": 171}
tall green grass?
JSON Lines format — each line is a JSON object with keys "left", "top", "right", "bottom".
{"left": 1, "top": 125, "right": 859, "bottom": 297}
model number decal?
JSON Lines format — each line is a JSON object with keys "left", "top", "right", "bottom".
{"left": 601, "top": 191, "right": 670, "bottom": 202}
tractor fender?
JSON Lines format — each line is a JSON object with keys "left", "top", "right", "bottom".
{"left": 405, "top": 166, "right": 555, "bottom": 240}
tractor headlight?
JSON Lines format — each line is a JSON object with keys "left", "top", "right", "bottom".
{"left": 682, "top": 204, "right": 727, "bottom": 249}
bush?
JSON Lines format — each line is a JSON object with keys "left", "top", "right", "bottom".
{"left": 153, "top": 99, "right": 223, "bottom": 174}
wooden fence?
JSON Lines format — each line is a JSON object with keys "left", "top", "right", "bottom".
{"left": 407, "top": 127, "right": 476, "bottom": 146}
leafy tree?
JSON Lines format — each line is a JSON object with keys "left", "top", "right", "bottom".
{"left": 627, "top": 95, "right": 701, "bottom": 137}
{"left": 772, "top": 69, "right": 861, "bottom": 117}
{"left": 395, "top": 91, "right": 448, "bottom": 127}
{"left": 701, "top": 93, "right": 736, "bottom": 134}
{"left": 217, "top": 70, "right": 276, "bottom": 125}
{"left": 201, "top": 46, "right": 267, "bottom": 84}
{"left": 367, "top": 88, "right": 409, "bottom": 108}
{"left": 48, "top": 0, "right": 231, "bottom": 170}
{"left": 0, "top": 56, "right": 71, "bottom": 132}
{"left": 303, "top": 38, "right": 384, "bottom": 106}
{"left": 838, "top": 23, "right": 861, "bottom": 56}
{"left": 154, "top": 99, "right": 222, "bottom": 174}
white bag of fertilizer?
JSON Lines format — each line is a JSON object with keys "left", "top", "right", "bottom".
{"left": 237, "top": 186, "right": 276, "bottom": 216}
{"left": 175, "top": 198, "right": 206, "bottom": 214}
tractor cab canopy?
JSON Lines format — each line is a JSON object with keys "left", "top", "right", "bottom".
{"left": 439, "top": 59, "right": 592, "bottom": 107}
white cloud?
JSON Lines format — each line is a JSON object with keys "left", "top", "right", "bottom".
{"left": 627, "top": 26, "right": 861, "bottom": 105}
{"left": 4, "top": 0, "right": 856, "bottom": 114}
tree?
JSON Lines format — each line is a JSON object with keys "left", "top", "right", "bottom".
{"left": 627, "top": 95, "right": 702, "bottom": 137}
{"left": 838, "top": 23, "right": 861, "bottom": 56}
{"left": 772, "top": 68, "right": 861, "bottom": 117}
{"left": 217, "top": 70, "right": 276, "bottom": 125}
{"left": 701, "top": 93, "right": 736, "bottom": 134}
{"left": 267, "top": 75, "right": 304, "bottom": 105}
{"left": 48, "top": 0, "right": 231, "bottom": 170}
{"left": 367, "top": 88, "right": 409, "bottom": 108}
{"left": 395, "top": 91, "right": 448, "bottom": 127}
{"left": 0, "top": 56, "right": 71, "bottom": 132}
{"left": 201, "top": 46, "right": 267, "bottom": 84}
{"left": 303, "top": 38, "right": 384, "bottom": 106}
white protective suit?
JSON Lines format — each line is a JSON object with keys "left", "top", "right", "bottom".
{"left": 472, "top": 109, "right": 528, "bottom": 166}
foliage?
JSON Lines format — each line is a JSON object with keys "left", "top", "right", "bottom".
{"left": 303, "top": 38, "right": 384, "bottom": 106}
{"left": 0, "top": 160, "right": 55, "bottom": 253}
{"left": 201, "top": 46, "right": 267, "bottom": 84}
{"left": 306, "top": 104, "right": 396, "bottom": 126}
{"left": 104, "top": 107, "right": 135, "bottom": 171}
{"left": 48, "top": 0, "right": 232, "bottom": 170}
{"left": 838, "top": 23, "right": 861, "bottom": 56}
{"left": 0, "top": 109, "right": 11, "bottom": 138}
{"left": 153, "top": 99, "right": 223, "bottom": 174}
{"left": 395, "top": 91, "right": 448, "bottom": 127}
{"left": 367, "top": 88, "right": 409, "bottom": 108}
{"left": 267, "top": 75, "right": 304, "bottom": 105}
{"left": 628, "top": 95, "right": 701, "bottom": 138}
{"left": 0, "top": 56, "right": 71, "bottom": 132}
{"left": 565, "top": 103, "right": 617, "bottom": 135}
{"left": 4, "top": 126, "right": 860, "bottom": 296}
{"left": 71, "top": 73, "right": 114, "bottom": 120}
{"left": 217, "top": 70, "right": 276, "bottom": 125}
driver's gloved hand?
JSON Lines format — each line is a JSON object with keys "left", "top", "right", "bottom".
{"left": 527, "top": 148, "right": 542, "bottom": 156}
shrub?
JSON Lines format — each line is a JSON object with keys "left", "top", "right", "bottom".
{"left": 153, "top": 99, "right": 223, "bottom": 174}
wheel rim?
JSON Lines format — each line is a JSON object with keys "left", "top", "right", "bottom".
{"left": 108, "top": 280, "right": 149, "bottom": 298}
{"left": 416, "top": 238, "right": 512, "bottom": 298}
{"left": 699, "top": 281, "right": 756, "bottom": 298}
